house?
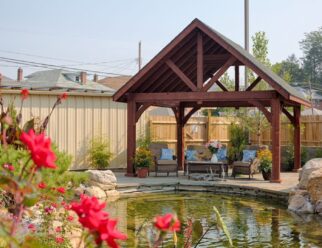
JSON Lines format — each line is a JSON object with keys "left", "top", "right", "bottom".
{"left": 291, "top": 82, "right": 322, "bottom": 110}
{"left": 0, "top": 68, "right": 148, "bottom": 170}
{"left": 98, "top": 76, "right": 132, "bottom": 90}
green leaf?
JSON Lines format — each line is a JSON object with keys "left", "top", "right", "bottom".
{"left": 23, "top": 118, "right": 35, "bottom": 133}
{"left": 192, "top": 220, "right": 203, "bottom": 244}
{"left": 23, "top": 194, "right": 39, "bottom": 207}
{"left": 213, "top": 206, "right": 233, "bottom": 247}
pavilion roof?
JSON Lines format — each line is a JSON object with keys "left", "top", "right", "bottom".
{"left": 113, "top": 18, "right": 310, "bottom": 107}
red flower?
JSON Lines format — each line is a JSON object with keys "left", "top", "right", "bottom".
{"left": 67, "top": 215, "right": 74, "bottom": 221}
{"left": 28, "top": 223, "right": 36, "bottom": 232}
{"left": 38, "top": 182, "right": 47, "bottom": 189}
{"left": 20, "top": 89, "right": 29, "bottom": 100}
{"left": 3, "top": 164, "right": 14, "bottom": 171}
{"left": 70, "top": 194, "right": 108, "bottom": 230}
{"left": 55, "top": 237, "right": 64, "bottom": 244}
{"left": 51, "top": 203, "right": 58, "bottom": 208}
{"left": 57, "top": 187, "right": 65, "bottom": 194}
{"left": 96, "top": 219, "right": 127, "bottom": 248}
{"left": 59, "top": 92, "right": 68, "bottom": 101}
{"left": 55, "top": 226, "right": 62, "bottom": 232}
{"left": 154, "top": 213, "right": 180, "bottom": 232}
{"left": 20, "top": 129, "right": 57, "bottom": 169}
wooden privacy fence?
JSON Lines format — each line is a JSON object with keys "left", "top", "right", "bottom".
{"left": 149, "top": 115, "right": 322, "bottom": 152}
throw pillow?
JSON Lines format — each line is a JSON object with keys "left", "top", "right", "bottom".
{"left": 185, "top": 150, "right": 197, "bottom": 161}
{"left": 217, "top": 148, "right": 227, "bottom": 161}
{"left": 242, "top": 150, "right": 257, "bottom": 162}
{"left": 160, "top": 148, "right": 174, "bottom": 160}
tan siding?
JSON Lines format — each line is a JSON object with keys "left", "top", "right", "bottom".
{"left": 1, "top": 90, "right": 148, "bottom": 170}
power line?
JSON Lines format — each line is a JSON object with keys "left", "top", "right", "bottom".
{"left": 0, "top": 49, "right": 134, "bottom": 66}
{"left": 0, "top": 56, "right": 131, "bottom": 76}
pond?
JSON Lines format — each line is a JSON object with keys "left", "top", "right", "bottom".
{"left": 106, "top": 192, "right": 322, "bottom": 247}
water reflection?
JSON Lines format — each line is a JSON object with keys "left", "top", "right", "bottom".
{"left": 106, "top": 193, "right": 322, "bottom": 247}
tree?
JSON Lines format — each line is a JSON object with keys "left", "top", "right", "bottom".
{"left": 272, "top": 54, "right": 305, "bottom": 82}
{"left": 249, "top": 31, "right": 271, "bottom": 90}
{"left": 300, "top": 27, "right": 322, "bottom": 87}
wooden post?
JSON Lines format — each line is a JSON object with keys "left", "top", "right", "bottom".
{"left": 235, "top": 65, "right": 239, "bottom": 91}
{"left": 270, "top": 98, "right": 281, "bottom": 183}
{"left": 197, "top": 32, "right": 203, "bottom": 89}
{"left": 293, "top": 106, "right": 301, "bottom": 172}
{"left": 126, "top": 99, "right": 136, "bottom": 176}
{"left": 177, "top": 105, "right": 185, "bottom": 171}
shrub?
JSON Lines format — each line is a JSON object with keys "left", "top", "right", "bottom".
{"left": 316, "top": 148, "right": 322, "bottom": 158}
{"left": 258, "top": 149, "right": 272, "bottom": 173}
{"left": 88, "top": 137, "right": 112, "bottom": 169}
{"left": 134, "top": 147, "right": 154, "bottom": 168}
{"left": 228, "top": 123, "right": 248, "bottom": 162}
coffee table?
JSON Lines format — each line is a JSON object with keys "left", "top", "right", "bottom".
{"left": 187, "top": 161, "right": 227, "bottom": 179}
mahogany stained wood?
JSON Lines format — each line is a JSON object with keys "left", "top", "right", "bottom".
{"left": 271, "top": 98, "right": 281, "bottom": 183}
{"left": 202, "top": 56, "right": 236, "bottom": 91}
{"left": 246, "top": 76, "right": 262, "bottom": 91}
{"left": 126, "top": 100, "right": 136, "bottom": 176}
{"left": 249, "top": 100, "right": 272, "bottom": 123}
{"left": 197, "top": 32, "right": 203, "bottom": 89}
{"left": 282, "top": 107, "right": 295, "bottom": 124}
{"left": 293, "top": 106, "right": 301, "bottom": 171}
{"left": 166, "top": 59, "right": 198, "bottom": 91}
{"left": 235, "top": 65, "right": 239, "bottom": 91}
{"left": 215, "top": 80, "right": 228, "bottom": 91}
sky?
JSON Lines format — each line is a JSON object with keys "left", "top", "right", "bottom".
{"left": 1, "top": 0, "right": 322, "bottom": 80}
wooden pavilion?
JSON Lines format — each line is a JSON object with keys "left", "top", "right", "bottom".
{"left": 113, "top": 19, "right": 310, "bottom": 182}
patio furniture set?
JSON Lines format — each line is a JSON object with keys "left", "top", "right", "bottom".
{"left": 148, "top": 143, "right": 261, "bottom": 179}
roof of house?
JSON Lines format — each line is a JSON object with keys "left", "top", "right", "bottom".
{"left": 98, "top": 76, "right": 132, "bottom": 90}
{"left": 114, "top": 18, "right": 310, "bottom": 107}
{"left": 0, "top": 69, "right": 115, "bottom": 94}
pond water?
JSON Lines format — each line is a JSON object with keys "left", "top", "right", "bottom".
{"left": 106, "top": 192, "right": 322, "bottom": 247}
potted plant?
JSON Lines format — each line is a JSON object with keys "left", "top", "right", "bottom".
{"left": 257, "top": 148, "right": 272, "bottom": 180}
{"left": 134, "top": 147, "right": 153, "bottom": 178}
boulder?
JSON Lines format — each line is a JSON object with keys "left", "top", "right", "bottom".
{"left": 288, "top": 190, "right": 314, "bottom": 214}
{"left": 84, "top": 186, "right": 106, "bottom": 199}
{"left": 315, "top": 200, "right": 322, "bottom": 214}
{"left": 87, "top": 170, "right": 117, "bottom": 186}
{"left": 105, "top": 190, "right": 120, "bottom": 201}
{"left": 88, "top": 181, "right": 116, "bottom": 191}
{"left": 298, "top": 158, "right": 322, "bottom": 189}
{"left": 307, "top": 168, "right": 322, "bottom": 203}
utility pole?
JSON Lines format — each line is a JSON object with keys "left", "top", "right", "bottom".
{"left": 138, "top": 41, "right": 142, "bottom": 71}
{"left": 244, "top": 0, "right": 249, "bottom": 88}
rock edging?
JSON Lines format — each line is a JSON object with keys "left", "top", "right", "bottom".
{"left": 288, "top": 158, "right": 322, "bottom": 214}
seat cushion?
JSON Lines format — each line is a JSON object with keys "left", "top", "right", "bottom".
{"left": 157, "top": 159, "right": 177, "bottom": 165}
{"left": 233, "top": 161, "right": 250, "bottom": 167}
{"left": 160, "top": 148, "right": 174, "bottom": 160}
{"left": 242, "top": 150, "right": 257, "bottom": 162}
{"left": 185, "top": 149, "right": 197, "bottom": 161}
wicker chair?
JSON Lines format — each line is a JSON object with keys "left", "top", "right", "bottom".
{"left": 231, "top": 158, "right": 260, "bottom": 179}
{"left": 231, "top": 145, "right": 267, "bottom": 179}
{"left": 149, "top": 143, "right": 178, "bottom": 177}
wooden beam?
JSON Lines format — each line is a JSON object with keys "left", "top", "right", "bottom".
{"left": 132, "top": 90, "right": 277, "bottom": 102}
{"left": 126, "top": 100, "right": 136, "bottom": 177}
{"left": 204, "top": 54, "right": 231, "bottom": 63}
{"left": 197, "top": 32, "right": 203, "bottom": 89}
{"left": 114, "top": 20, "right": 201, "bottom": 101}
{"left": 166, "top": 59, "right": 197, "bottom": 91}
{"left": 202, "top": 56, "right": 236, "bottom": 91}
{"left": 135, "top": 103, "right": 151, "bottom": 122}
{"left": 245, "top": 76, "right": 262, "bottom": 91}
{"left": 293, "top": 106, "right": 301, "bottom": 172}
{"left": 270, "top": 98, "right": 281, "bottom": 183}
{"left": 215, "top": 80, "right": 228, "bottom": 92}
{"left": 249, "top": 100, "right": 272, "bottom": 123}
{"left": 282, "top": 107, "right": 295, "bottom": 124}
{"left": 235, "top": 65, "right": 239, "bottom": 91}
{"left": 183, "top": 106, "right": 201, "bottom": 125}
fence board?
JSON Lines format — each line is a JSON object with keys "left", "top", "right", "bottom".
{"left": 150, "top": 115, "right": 322, "bottom": 152}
